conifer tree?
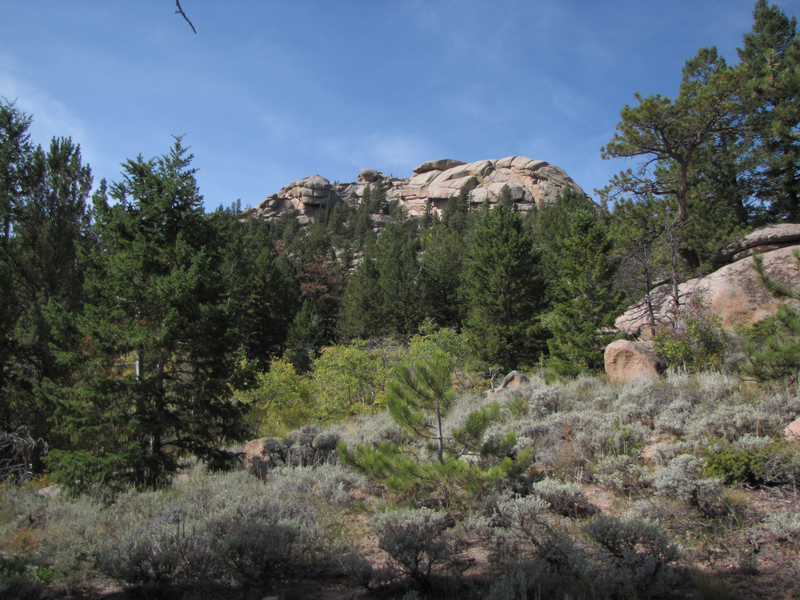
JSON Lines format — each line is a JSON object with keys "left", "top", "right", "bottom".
{"left": 546, "top": 209, "right": 626, "bottom": 377}
{"left": 418, "top": 225, "right": 465, "bottom": 328}
{"left": 462, "top": 204, "right": 546, "bottom": 370}
{"left": 497, "top": 184, "right": 515, "bottom": 210}
{"left": 45, "top": 138, "right": 247, "bottom": 488}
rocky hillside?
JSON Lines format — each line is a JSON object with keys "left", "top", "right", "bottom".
{"left": 245, "top": 156, "right": 588, "bottom": 224}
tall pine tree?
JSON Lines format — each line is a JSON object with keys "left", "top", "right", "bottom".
{"left": 46, "top": 138, "right": 247, "bottom": 488}
{"left": 462, "top": 204, "right": 546, "bottom": 370}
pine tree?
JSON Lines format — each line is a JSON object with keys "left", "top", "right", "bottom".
{"left": 462, "top": 204, "right": 547, "bottom": 370}
{"left": 497, "top": 184, "right": 515, "bottom": 210}
{"left": 738, "top": 0, "right": 800, "bottom": 221}
{"left": 45, "top": 138, "right": 247, "bottom": 488}
{"left": 546, "top": 210, "right": 626, "bottom": 377}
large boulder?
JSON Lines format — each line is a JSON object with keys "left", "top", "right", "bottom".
{"left": 714, "top": 223, "right": 800, "bottom": 265}
{"left": 495, "top": 370, "right": 529, "bottom": 392}
{"left": 617, "top": 245, "right": 800, "bottom": 339}
{"left": 604, "top": 340, "right": 660, "bottom": 384}
{"left": 412, "top": 158, "right": 466, "bottom": 173}
{"left": 785, "top": 417, "right": 800, "bottom": 442}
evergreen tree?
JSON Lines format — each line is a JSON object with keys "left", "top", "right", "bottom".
{"left": 338, "top": 239, "right": 383, "bottom": 338}
{"left": 45, "top": 138, "right": 247, "bottom": 488}
{"left": 0, "top": 106, "right": 92, "bottom": 457}
{"left": 441, "top": 186, "right": 470, "bottom": 233}
{"left": 497, "top": 184, "right": 515, "bottom": 210}
{"left": 340, "top": 220, "right": 421, "bottom": 338}
{"left": 375, "top": 220, "right": 421, "bottom": 334}
{"left": 738, "top": 0, "right": 800, "bottom": 221}
{"left": 338, "top": 349, "right": 532, "bottom": 502}
{"left": 418, "top": 224, "right": 465, "bottom": 328}
{"left": 462, "top": 204, "right": 546, "bottom": 370}
{"left": 546, "top": 209, "right": 626, "bottom": 377}
{"left": 600, "top": 46, "right": 742, "bottom": 271}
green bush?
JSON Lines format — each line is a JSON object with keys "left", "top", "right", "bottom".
{"left": 704, "top": 436, "right": 800, "bottom": 487}
{"left": 654, "top": 296, "right": 727, "bottom": 373}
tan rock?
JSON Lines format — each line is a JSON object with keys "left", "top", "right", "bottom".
{"left": 785, "top": 417, "right": 800, "bottom": 442}
{"left": 243, "top": 438, "right": 271, "bottom": 470}
{"left": 359, "top": 168, "right": 379, "bottom": 183}
{"left": 604, "top": 340, "right": 660, "bottom": 384}
{"left": 495, "top": 370, "right": 529, "bottom": 391}
{"left": 617, "top": 245, "right": 800, "bottom": 339}
{"left": 412, "top": 158, "right": 466, "bottom": 173}
{"left": 251, "top": 156, "right": 590, "bottom": 225}
{"left": 715, "top": 224, "right": 800, "bottom": 264}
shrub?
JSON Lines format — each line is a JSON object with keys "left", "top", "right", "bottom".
{"left": 650, "top": 454, "right": 723, "bottom": 517}
{"left": 99, "top": 469, "right": 339, "bottom": 593}
{"left": 594, "top": 454, "right": 649, "bottom": 495}
{"left": 371, "top": 508, "right": 452, "bottom": 590}
{"left": 654, "top": 295, "right": 727, "bottom": 373}
{"left": 584, "top": 516, "right": 679, "bottom": 597}
{"left": 530, "top": 477, "right": 598, "bottom": 517}
{"left": 703, "top": 436, "right": 800, "bottom": 487}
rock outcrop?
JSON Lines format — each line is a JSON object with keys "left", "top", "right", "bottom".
{"left": 604, "top": 340, "right": 661, "bottom": 384}
{"left": 713, "top": 223, "right": 800, "bottom": 265}
{"left": 248, "top": 156, "right": 588, "bottom": 225}
{"left": 616, "top": 242, "right": 800, "bottom": 340}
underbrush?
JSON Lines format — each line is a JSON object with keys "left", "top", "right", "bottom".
{"left": 2, "top": 371, "right": 798, "bottom": 599}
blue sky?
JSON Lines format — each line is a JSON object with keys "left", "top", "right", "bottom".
{"left": 2, "top": 0, "right": 798, "bottom": 210}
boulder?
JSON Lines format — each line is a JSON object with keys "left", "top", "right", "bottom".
{"left": 495, "top": 370, "right": 529, "bottom": 391}
{"left": 785, "top": 417, "right": 800, "bottom": 442}
{"left": 243, "top": 438, "right": 271, "bottom": 470}
{"left": 359, "top": 168, "right": 380, "bottom": 183}
{"left": 617, "top": 245, "right": 800, "bottom": 339}
{"left": 412, "top": 158, "right": 466, "bottom": 174}
{"left": 243, "top": 438, "right": 288, "bottom": 472}
{"left": 714, "top": 224, "right": 800, "bottom": 264}
{"left": 604, "top": 340, "right": 660, "bottom": 384}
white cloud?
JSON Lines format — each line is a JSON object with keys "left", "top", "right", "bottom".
{"left": 0, "top": 56, "right": 92, "bottom": 152}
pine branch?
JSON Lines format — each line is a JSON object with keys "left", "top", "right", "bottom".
{"left": 175, "top": 0, "right": 196, "bottom": 34}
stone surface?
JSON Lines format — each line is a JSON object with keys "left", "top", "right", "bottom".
{"left": 616, "top": 245, "right": 800, "bottom": 339}
{"left": 715, "top": 224, "right": 800, "bottom": 264}
{"left": 604, "top": 340, "right": 660, "bottom": 384}
{"left": 412, "top": 158, "right": 466, "bottom": 173}
{"left": 359, "top": 168, "right": 380, "bottom": 183}
{"left": 243, "top": 438, "right": 270, "bottom": 470}
{"left": 785, "top": 417, "right": 800, "bottom": 442}
{"left": 495, "top": 370, "right": 529, "bottom": 391}
{"left": 247, "top": 156, "right": 589, "bottom": 225}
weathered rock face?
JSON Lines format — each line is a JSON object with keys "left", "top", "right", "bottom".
{"left": 604, "top": 340, "right": 660, "bottom": 384}
{"left": 785, "top": 417, "right": 800, "bottom": 442}
{"left": 616, "top": 244, "right": 800, "bottom": 340}
{"left": 495, "top": 370, "right": 529, "bottom": 392}
{"left": 713, "top": 223, "right": 800, "bottom": 265}
{"left": 248, "top": 156, "right": 588, "bottom": 226}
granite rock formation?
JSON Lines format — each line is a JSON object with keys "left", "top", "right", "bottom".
{"left": 247, "top": 156, "right": 588, "bottom": 226}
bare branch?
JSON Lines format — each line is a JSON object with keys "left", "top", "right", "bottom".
{"left": 175, "top": 0, "right": 196, "bottom": 34}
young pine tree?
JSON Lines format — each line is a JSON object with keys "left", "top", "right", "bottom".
{"left": 546, "top": 209, "right": 626, "bottom": 377}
